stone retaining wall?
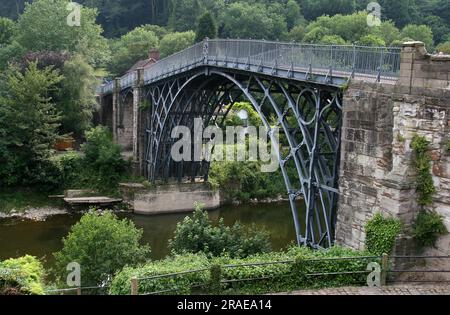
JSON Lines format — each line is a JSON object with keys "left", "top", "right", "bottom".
{"left": 336, "top": 42, "right": 450, "bottom": 257}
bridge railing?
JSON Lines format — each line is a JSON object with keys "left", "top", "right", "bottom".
{"left": 208, "top": 39, "right": 401, "bottom": 81}
{"left": 98, "top": 39, "right": 401, "bottom": 94}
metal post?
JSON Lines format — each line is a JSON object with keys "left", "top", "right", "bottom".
{"left": 352, "top": 44, "right": 356, "bottom": 78}
{"left": 381, "top": 253, "right": 389, "bottom": 286}
{"left": 377, "top": 48, "right": 384, "bottom": 82}
{"left": 203, "top": 37, "right": 209, "bottom": 65}
{"left": 76, "top": 288, "right": 81, "bottom": 296}
{"left": 131, "top": 277, "right": 139, "bottom": 295}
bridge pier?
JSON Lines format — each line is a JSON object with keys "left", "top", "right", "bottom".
{"left": 336, "top": 42, "right": 450, "bottom": 256}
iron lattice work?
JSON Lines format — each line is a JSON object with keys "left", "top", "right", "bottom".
{"left": 140, "top": 68, "right": 343, "bottom": 249}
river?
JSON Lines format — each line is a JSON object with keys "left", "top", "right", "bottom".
{"left": 0, "top": 202, "right": 305, "bottom": 267}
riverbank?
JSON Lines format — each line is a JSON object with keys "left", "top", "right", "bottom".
{"left": 0, "top": 206, "right": 69, "bottom": 221}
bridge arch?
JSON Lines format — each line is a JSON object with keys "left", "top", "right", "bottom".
{"left": 142, "top": 67, "right": 343, "bottom": 248}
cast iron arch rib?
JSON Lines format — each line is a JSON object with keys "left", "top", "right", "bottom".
{"left": 133, "top": 67, "right": 343, "bottom": 249}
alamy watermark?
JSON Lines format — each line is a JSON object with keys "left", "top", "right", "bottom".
{"left": 66, "top": 2, "right": 81, "bottom": 27}
{"left": 170, "top": 118, "right": 280, "bottom": 173}
{"left": 367, "top": 2, "right": 382, "bottom": 27}
{"left": 66, "top": 262, "right": 81, "bottom": 287}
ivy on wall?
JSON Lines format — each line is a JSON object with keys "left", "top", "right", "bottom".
{"left": 410, "top": 135, "right": 436, "bottom": 206}
{"left": 365, "top": 213, "right": 402, "bottom": 256}
{"left": 410, "top": 134, "right": 447, "bottom": 248}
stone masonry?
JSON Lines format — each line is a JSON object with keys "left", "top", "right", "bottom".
{"left": 336, "top": 42, "right": 450, "bottom": 258}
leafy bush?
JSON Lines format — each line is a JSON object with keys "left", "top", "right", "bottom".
{"left": 54, "top": 211, "right": 151, "bottom": 287}
{"left": 109, "top": 254, "right": 210, "bottom": 295}
{"left": 0, "top": 256, "right": 45, "bottom": 295}
{"left": 109, "top": 246, "right": 373, "bottom": 295}
{"left": 0, "top": 62, "right": 62, "bottom": 190}
{"left": 79, "top": 126, "right": 128, "bottom": 193}
{"left": 411, "top": 134, "right": 436, "bottom": 206}
{"left": 412, "top": 211, "right": 448, "bottom": 248}
{"left": 209, "top": 160, "right": 287, "bottom": 202}
{"left": 365, "top": 213, "right": 402, "bottom": 256}
{"left": 169, "top": 203, "right": 271, "bottom": 259}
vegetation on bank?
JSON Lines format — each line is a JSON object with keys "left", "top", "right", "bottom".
{"left": 0, "top": 256, "right": 45, "bottom": 295}
{"left": 109, "top": 246, "right": 373, "bottom": 295}
{"left": 0, "top": 189, "right": 62, "bottom": 214}
{"left": 53, "top": 211, "right": 151, "bottom": 287}
{"left": 169, "top": 203, "right": 271, "bottom": 258}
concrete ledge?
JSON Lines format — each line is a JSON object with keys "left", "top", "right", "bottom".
{"left": 123, "top": 182, "right": 221, "bottom": 215}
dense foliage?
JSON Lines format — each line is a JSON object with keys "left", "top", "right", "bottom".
{"left": 54, "top": 211, "right": 151, "bottom": 287}
{"left": 109, "top": 246, "right": 374, "bottom": 295}
{"left": 365, "top": 213, "right": 402, "bottom": 256}
{"left": 411, "top": 135, "right": 437, "bottom": 207}
{"left": 0, "top": 256, "right": 45, "bottom": 295}
{"left": 169, "top": 203, "right": 271, "bottom": 258}
{"left": 412, "top": 211, "right": 448, "bottom": 248}
{"left": 0, "top": 62, "right": 62, "bottom": 189}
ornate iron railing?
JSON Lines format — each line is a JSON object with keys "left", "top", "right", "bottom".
{"left": 98, "top": 39, "right": 401, "bottom": 95}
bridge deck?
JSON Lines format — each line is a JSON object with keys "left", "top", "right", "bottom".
{"left": 98, "top": 39, "right": 401, "bottom": 94}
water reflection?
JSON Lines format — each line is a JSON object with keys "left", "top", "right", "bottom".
{"left": 0, "top": 201, "right": 305, "bottom": 266}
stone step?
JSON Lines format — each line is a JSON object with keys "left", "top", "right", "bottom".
{"left": 63, "top": 197, "right": 123, "bottom": 207}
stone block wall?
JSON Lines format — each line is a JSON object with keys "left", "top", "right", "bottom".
{"left": 336, "top": 42, "right": 450, "bottom": 257}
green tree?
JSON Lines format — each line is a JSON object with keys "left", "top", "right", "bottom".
{"left": 0, "top": 62, "right": 62, "bottom": 187}
{"left": 285, "top": 0, "right": 302, "bottom": 30}
{"left": 168, "top": 0, "right": 202, "bottom": 32}
{"left": 0, "top": 256, "right": 45, "bottom": 295}
{"left": 160, "top": 31, "right": 196, "bottom": 58}
{"left": 169, "top": 203, "right": 271, "bottom": 258}
{"left": 109, "top": 26, "right": 159, "bottom": 77}
{"left": 57, "top": 55, "right": 98, "bottom": 136}
{"left": 195, "top": 11, "right": 218, "bottom": 42}
{"left": 287, "top": 25, "right": 306, "bottom": 43}
{"left": 54, "top": 211, "right": 151, "bottom": 287}
{"left": 320, "top": 35, "right": 348, "bottom": 45}
{"left": 79, "top": 126, "right": 127, "bottom": 192}
{"left": 299, "top": 0, "right": 356, "bottom": 21}
{"left": 378, "top": 0, "right": 420, "bottom": 28}
{"left": 220, "top": 2, "right": 287, "bottom": 40}
{"left": 0, "top": 17, "right": 15, "bottom": 46}
{"left": 436, "top": 41, "right": 450, "bottom": 54}
{"left": 358, "top": 34, "right": 386, "bottom": 47}
{"left": 401, "top": 24, "right": 434, "bottom": 50}
{"left": 422, "top": 16, "right": 450, "bottom": 46}
{"left": 369, "top": 21, "right": 401, "bottom": 46}
{"left": 15, "top": 0, "right": 109, "bottom": 67}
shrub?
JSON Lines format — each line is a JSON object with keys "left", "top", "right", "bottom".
{"left": 365, "top": 213, "right": 402, "bottom": 256}
{"left": 169, "top": 203, "right": 271, "bottom": 259}
{"left": 208, "top": 160, "right": 287, "bottom": 202}
{"left": 109, "top": 254, "right": 210, "bottom": 295}
{"left": 411, "top": 134, "right": 436, "bottom": 206}
{"left": 412, "top": 211, "right": 448, "bottom": 248}
{"left": 109, "top": 246, "right": 373, "bottom": 295}
{"left": 0, "top": 256, "right": 45, "bottom": 295}
{"left": 80, "top": 126, "right": 128, "bottom": 193}
{"left": 54, "top": 211, "right": 151, "bottom": 287}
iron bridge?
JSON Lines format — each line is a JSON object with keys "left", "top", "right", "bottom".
{"left": 99, "top": 39, "right": 401, "bottom": 249}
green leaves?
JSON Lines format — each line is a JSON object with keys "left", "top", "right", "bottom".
{"left": 0, "top": 62, "right": 62, "bottom": 188}
{"left": 54, "top": 211, "right": 151, "bottom": 287}
{"left": 412, "top": 211, "right": 448, "bottom": 248}
{"left": 0, "top": 256, "right": 45, "bottom": 295}
{"left": 109, "top": 245, "right": 372, "bottom": 295}
{"left": 411, "top": 134, "right": 436, "bottom": 207}
{"left": 365, "top": 213, "right": 402, "bottom": 256}
{"left": 169, "top": 204, "right": 271, "bottom": 259}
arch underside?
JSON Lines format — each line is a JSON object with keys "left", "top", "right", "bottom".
{"left": 138, "top": 68, "right": 343, "bottom": 249}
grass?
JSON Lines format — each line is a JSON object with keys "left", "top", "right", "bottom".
{"left": 0, "top": 188, "right": 62, "bottom": 214}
